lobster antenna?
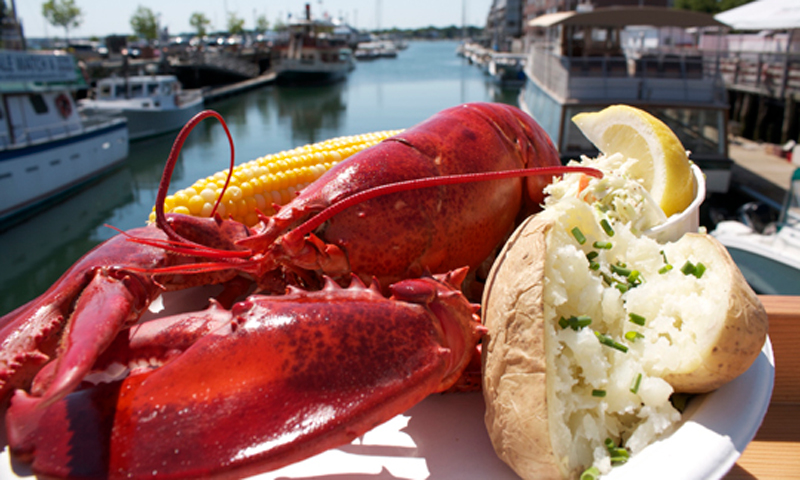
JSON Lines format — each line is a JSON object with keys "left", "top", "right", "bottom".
{"left": 285, "top": 165, "right": 604, "bottom": 242}
{"left": 155, "top": 110, "right": 237, "bottom": 246}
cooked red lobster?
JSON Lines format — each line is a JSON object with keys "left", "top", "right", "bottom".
{"left": 0, "top": 102, "right": 600, "bottom": 479}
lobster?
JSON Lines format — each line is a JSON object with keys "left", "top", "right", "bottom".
{"left": 0, "top": 102, "right": 601, "bottom": 479}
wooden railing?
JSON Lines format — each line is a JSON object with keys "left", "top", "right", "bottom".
{"left": 726, "top": 295, "right": 800, "bottom": 479}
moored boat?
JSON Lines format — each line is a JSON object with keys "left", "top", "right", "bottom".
{"left": 273, "top": 4, "right": 355, "bottom": 85}
{"left": 712, "top": 167, "right": 800, "bottom": 295}
{"left": 0, "top": 50, "right": 129, "bottom": 226}
{"left": 78, "top": 74, "right": 204, "bottom": 141}
{"left": 519, "top": 7, "right": 733, "bottom": 194}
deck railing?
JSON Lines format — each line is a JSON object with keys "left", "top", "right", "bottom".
{"left": 719, "top": 50, "right": 800, "bottom": 99}
{"left": 527, "top": 45, "right": 727, "bottom": 105}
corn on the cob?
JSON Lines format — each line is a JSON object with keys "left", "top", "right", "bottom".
{"left": 150, "top": 130, "right": 402, "bottom": 227}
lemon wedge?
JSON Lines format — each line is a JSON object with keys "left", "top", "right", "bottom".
{"left": 572, "top": 105, "right": 694, "bottom": 217}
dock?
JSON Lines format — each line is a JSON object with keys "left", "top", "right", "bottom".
{"left": 728, "top": 136, "right": 798, "bottom": 210}
{"left": 204, "top": 71, "right": 277, "bottom": 103}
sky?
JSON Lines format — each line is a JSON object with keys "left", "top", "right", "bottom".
{"left": 19, "top": 0, "right": 494, "bottom": 39}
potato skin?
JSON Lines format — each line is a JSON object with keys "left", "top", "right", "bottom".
{"left": 482, "top": 216, "right": 565, "bottom": 480}
{"left": 660, "top": 233, "right": 769, "bottom": 393}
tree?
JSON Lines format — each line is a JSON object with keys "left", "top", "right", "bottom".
{"left": 42, "top": 0, "right": 83, "bottom": 41}
{"left": 255, "top": 14, "right": 269, "bottom": 34}
{"left": 674, "top": 0, "right": 753, "bottom": 14}
{"left": 227, "top": 12, "right": 244, "bottom": 35}
{"left": 130, "top": 6, "right": 158, "bottom": 42}
{"left": 189, "top": 12, "right": 211, "bottom": 38}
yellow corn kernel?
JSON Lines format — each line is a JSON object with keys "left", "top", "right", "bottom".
{"left": 152, "top": 129, "right": 402, "bottom": 227}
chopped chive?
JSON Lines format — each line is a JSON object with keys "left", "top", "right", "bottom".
{"left": 615, "top": 283, "right": 629, "bottom": 293}
{"left": 580, "top": 466, "right": 601, "bottom": 480}
{"left": 605, "top": 438, "right": 630, "bottom": 465}
{"left": 658, "top": 264, "right": 673, "bottom": 274}
{"left": 586, "top": 251, "right": 599, "bottom": 261}
{"left": 601, "top": 272, "right": 615, "bottom": 286}
{"left": 600, "top": 218, "right": 615, "bottom": 236}
{"left": 628, "top": 313, "right": 646, "bottom": 326}
{"left": 610, "top": 263, "right": 631, "bottom": 277}
{"left": 595, "top": 332, "right": 629, "bottom": 352}
{"left": 680, "top": 260, "right": 696, "bottom": 275}
{"left": 592, "top": 389, "right": 606, "bottom": 397}
{"left": 571, "top": 227, "right": 587, "bottom": 245}
{"left": 630, "top": 373, "right": 643, "bottom": 394}
{"left": 625, "top": 331, "right": 645, "bottom": 342}
{"left": 660, "top": 250, "right": 669, "bottom": 264}
{"left": 593, "top": 241, "right": 613, "bottom": 250}
{"left": 589, "top": 261, "right": 600, "bottom": 271}
{"left": 627, "top": 270, "right": 641, "bottom": 284}
{"left": 671, "top": 393, "right": 692, "bottom": 413}
{"left": 559, "top": 315, "right": 593, "bottom": 331}
{"left": 693, "top": 262, "right": 706, "bottom": 278}
{"left": 604, "top": 438, "right": 615, "bottom": 450}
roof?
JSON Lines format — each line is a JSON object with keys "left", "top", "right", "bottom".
{"left": 715, "top": 0, "right": 800, "bottom": 31}
{"left": 528, "top": 7, "right": 727, "bottom": 29}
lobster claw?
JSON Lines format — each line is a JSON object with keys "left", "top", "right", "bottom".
{"left": 8, "top": 272, "right": 484, "bottom": 479}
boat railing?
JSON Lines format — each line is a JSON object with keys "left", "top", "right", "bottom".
{"left": 719, "top": 50, "right": 800, "bottom": 99}
{"left": 528, "top": 45, "right": 726, "bottom": 104}
{"left": 8, "top": 111, "right": 127, "bottom": 149}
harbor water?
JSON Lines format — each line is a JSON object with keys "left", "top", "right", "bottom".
{"left": 0, "top": 40, "right": 519, "bottom": 316}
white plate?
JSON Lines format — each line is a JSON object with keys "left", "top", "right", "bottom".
{"left": 1, "top": 338, "right": 774, "bottom": 479}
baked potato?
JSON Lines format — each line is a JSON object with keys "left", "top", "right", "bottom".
{"left": 481, "top": 196, "right": 768, "bottom": 479}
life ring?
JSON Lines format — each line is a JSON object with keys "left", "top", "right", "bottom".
{"left": 55, "top": 93, "right": 72, "bottom": 119}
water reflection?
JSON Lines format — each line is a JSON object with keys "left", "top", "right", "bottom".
{"left": 275, "top": 83, "right": 347, "bottom": 144}
{"left": 0, "top": 168, "right": 135, "bottom": 314}
{"left": 0, "top": 40, "right": 517, "bottom": 316}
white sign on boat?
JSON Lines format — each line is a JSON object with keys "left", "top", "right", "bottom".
{"left": 0, "top": 51, "right": 77, "bottom": 83}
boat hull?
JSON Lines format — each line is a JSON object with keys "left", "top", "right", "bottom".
{"left": 121, "top": 97, "right": 205, "bottom": 141}
{"left": 0, "top": 119, "right": 129, "bottom": 224}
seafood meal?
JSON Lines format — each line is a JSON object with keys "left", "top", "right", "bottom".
{"left": 0, "top": 102, "right": 768, "bottom": 479}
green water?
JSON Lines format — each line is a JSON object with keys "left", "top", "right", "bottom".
{"left": 0, "top": 40, "right": 520, "bottom": 316}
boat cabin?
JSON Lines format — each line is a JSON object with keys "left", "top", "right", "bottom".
{"left": 522, "top": 7, "right": 732, "bottom": 192}
{"left": 93, "top": 75, "right": 183, "bottom": 108}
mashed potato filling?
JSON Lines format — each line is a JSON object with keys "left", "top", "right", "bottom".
{"left": 536, "top": 164, "right": 721, "bottom": 475}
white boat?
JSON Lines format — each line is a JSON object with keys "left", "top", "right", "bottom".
{"left": 712, "top": 168, "right": 800, "bottom": 295}
{"left": 78, "top": 74, "right": 204, "bottom": 141}
{"left": 0, "top": 50, "right": 129, "bottom": 224}
{"left": 487, "top": 53, "right": 526, "bottom": 88}
{"left": 519, "top": 7, "right": 733, "bottom": 194}
{"left": 274, "top": 5, "right": 355, "bottom": 84}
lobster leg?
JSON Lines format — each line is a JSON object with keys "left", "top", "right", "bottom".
{"left": 8, "top": 272, "right": 484, "bottom": 480}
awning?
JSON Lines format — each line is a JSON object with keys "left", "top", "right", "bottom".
{"left": 528, "top": 7, "right": 727, "bottom": 29}
{"left": 715, "top": 0, "right": 800, "bottom": 31}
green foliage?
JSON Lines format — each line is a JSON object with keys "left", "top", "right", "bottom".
{"left": 189, "top": 12, "right": 211, "bottom": 38}
{"left": 674, "top": 0, "right": 754, "bottom": 14}
{"left": 130, "top": 5, "right": 158, "bottom": 41}
{"left": 255, "top": 14, "right": 269, "bottom": 33}
{"left": 227, "top": 12, "right": 244, "bottom": 35}
{"left": 41, "top": 0, "right": 83, "bottom": 39}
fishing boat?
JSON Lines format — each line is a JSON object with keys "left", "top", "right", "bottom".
{"left": 712, "top": 168, "right": 800, "bottom": 295}
{"left": 273, "top": 4, "right": 355, "bottom": 84}
{"left": 0, "top": 50, "right": 129, "bottom": 225}
{"left": 487, "top": 53, "right": 526, "bottom": 88}
{"left": 519, "top": 7, "right": 733, "bottom": 193}
{"left": 78, "top": 74, "right": 204, "bottom": 141}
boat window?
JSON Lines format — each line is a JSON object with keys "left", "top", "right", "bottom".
{"left": 29, "top": 94, "right": 48, "bottom": 114}
{"left": 115, "top": 85, "right": 126, "bottom": 97}
{"left": 148, "top": 83, "right": 159, "bottom": 95}
{"left": 131, "top": 83, "right": 144, "bottom": 97}
{"left": 100, "top": 84, "right": 112, "bottom": 98}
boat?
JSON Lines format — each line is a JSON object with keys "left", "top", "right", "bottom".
{"left": 487, "top": 52, "right": 526, "bottom": 88}
{"left": 78, "top": 74, "right": 204, "bottom": 141}
{"left": 519, "top": 7, "right": 733, "bottom": 194}
{"left": 712, "top": 167, "right": 800, "bottom": 295}
{"left": 273, "top": 4, "right": 355, "bottom": 84}
{"left": 354, "top": 40, "right": 399, "bottom": 61}
{"left": 0, "top": 50, "right": 129, "bottom": 225}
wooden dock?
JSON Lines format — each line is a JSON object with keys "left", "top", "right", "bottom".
{"left": 203, "top": 71, "right": 277, "bottom": 103}
{"left": 728, "top": 136, "right": 798, "bottom": 209}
